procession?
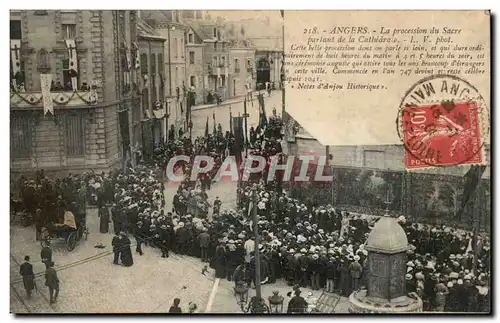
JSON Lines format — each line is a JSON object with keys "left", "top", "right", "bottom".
{"left": 12, "top": 99, "right": 491, "bottom": 313}
{"left": 9, "top": 10, "right": 491, "bottom": 315}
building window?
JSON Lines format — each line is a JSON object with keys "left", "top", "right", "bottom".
{"left": 140, "top": 53, "right": 148, "bottom": 75}
{"left": 10, "top": 113, "right": 31, "bottom": 158}
{"left": 173, "top": 38, "right": 178, "bottom": 58}
{"left": 62, "top": 24, "right": 76, "bottom": 39}
{"left": 212, "top": 56, "right": 218, "bottom": 68}
{"left": 363, "top": 150, "right": 385, "bottom": 169}
{"left": 234, "top": 58, "right": 240, "bottom": 73}
{"left": 190, "top": 75, "right": 196, "bottom": 87}
{"left": 10, "top": 20, "right": 21, "bottom": 39}
{"left": 213, "top": 42, "right": 217, "bottom": 51}
{"left": 158, "top": 53, "right": 164, "bottom": 99}
{"left": 189, "top": 51, "right": 195, "bottom": 64}
{"left": 62, "top": 59, "right": 79, "bottom": 90}
{"left": 142, "top": 88, "right": 149, "bottom": 118}
{"left": 151, "top": 53, "right": 157, "bottom": 103}
{"left": 142, "top": 88, "right": 149, "bottom": 116}
{"left": 188, "top": 33, "right": 193, "bottom": 43}
{"left": 65, "top": 111, "right": 85, "bottom": 157}
{"left": 220, "top": 56, "right": 225, "bottom": 67}
{"left": 213, "top": 28, "right": 217, "bottom": 38}
{"left": 158, "top": 53, "right": 164, "bottom": 75}
{"left": 222, "top": 42, "right": 225, "bottom": 51}
{"left": 150, "top": 54, "right": 156, "bottom": 75}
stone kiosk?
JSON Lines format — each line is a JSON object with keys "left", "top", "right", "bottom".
{"left": 348, "top": 215, "right": 423, "bottom": 313}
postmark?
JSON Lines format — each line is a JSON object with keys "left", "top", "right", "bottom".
{"left": 397, "top": 75, "right": 489, "bottom": 169}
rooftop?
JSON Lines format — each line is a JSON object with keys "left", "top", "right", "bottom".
{"left": 365, "top": 216, "right": 408, "bottom": 254}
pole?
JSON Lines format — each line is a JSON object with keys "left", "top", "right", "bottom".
{"left": 252, "top": 189, "right": 262, "bottom": 303}
{"left": 165, "top": 103, "right": 170, "bottom": 143}
{"left": 243, "top": 99, "right": 249, "bottom": 158}
{"left": 167, "top": 26, "right": 173, "bottom": 97}
{"left": 229, "top": 105, "right": 233, "bottom": 134}
{"left": 472, "top": 168, "right": 482, "bottom": 275}
{"left": 281, "top": 12, "right": 285, "bottom": 120}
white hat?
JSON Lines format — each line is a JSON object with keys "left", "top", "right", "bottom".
{"left": 300, "top": 248, "right": 307, "bottom": 253}
{"left": 312, "top": 254, "right": 319, "bottom": 260}
{"left": 354, "top": 255, "right": 360, "bottom": 261}
{"left": 457, "top": 279, "right": 463, "bottom": 285}
{"left": 289, "top": 249, "right": 295, "bottom": 253}
{"left": 405, "top": 274, "right": 412, "bottom": 280}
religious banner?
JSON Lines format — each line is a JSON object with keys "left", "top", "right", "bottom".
{"left": 40, "top": 73, "right": 54, "bottom": 115}
{"left": 10, "top": 39, "right": 22, "bottom": 89}
{"left": 133, "top": 42, "right": 140, "bottom": 69}
{"left": 64, "top": 39, "right": 78, "bottom": 91}
{"left": 124, "top": 44, "right": 132, "bottom": 86}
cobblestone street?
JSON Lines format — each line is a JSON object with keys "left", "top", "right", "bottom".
{"left": 209, "top": 278, "right": 350, "bottom": 313}
{"left": 10, "top": 207, "right": 214, "bottom": 314}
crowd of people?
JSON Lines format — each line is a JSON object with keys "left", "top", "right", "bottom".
{"left": 12, "top": 108, "right": 490, "bottom": 314}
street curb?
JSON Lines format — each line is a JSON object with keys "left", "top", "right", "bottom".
{"left": 204, "top": 278, "right": 220, "bottom": 313}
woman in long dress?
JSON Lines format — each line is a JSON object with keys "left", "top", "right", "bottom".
{"left": 99, "top": 206, "right": 110, "bottom": 233}
{"left": 119, "top": 232, "right": 134, "bottom": 267}
{"left": 214, "top": 242, "right": 227, "bottom": 278}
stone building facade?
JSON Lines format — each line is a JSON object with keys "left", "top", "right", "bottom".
{"left": 10, "top": 10, "right": 139, "bottom": 175}
{"left": 185, "top": 27, "right": 205, "bottom": 105}
{"left": 136, "top": 18, "right": 166, "bottom": 159}
{"left": 228, "top": 46, "right": 255, "bottom": 98}
{"left": 140, "top": 10, "right": 189, "bottom": 135}
{"left": 255, "top": 50, "right": 282, "bottom": 90}
{"left": 188, "top": 21, "right": 231, "bottom": 103}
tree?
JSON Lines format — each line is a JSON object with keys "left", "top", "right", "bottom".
{"left": 438, "top": 182, "right": 463, "bottom": 218}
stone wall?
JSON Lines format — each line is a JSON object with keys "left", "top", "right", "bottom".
{"left": 186, "top": 44, "right": 204, "bottom": 105}
{"left": 228, "top": 48, "right": 255, "bottom": 98}
{"left": 10, "top": 10, "right": 137, "bottom": 174}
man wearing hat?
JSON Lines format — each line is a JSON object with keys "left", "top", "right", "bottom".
{"left": 349, "top": 255, "right": 362, "bottom": 291}
{"left": 197, "top": 227, "right": 211, "bottom": 262}
{"left": 159, "top": 224, "right": 170, "bottom": 258}
{"left": 111, "top": 231, "right": 122, "bottom": 265}
{"left": 134, "top": 220, "right": 145, "bottom": 256}
{"left": 287, "top": 289, "right": 308, "bottom": 314}
{"left": 19, "top": 255, "right": 35, "bottom": 299}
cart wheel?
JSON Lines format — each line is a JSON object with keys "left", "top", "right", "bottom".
{"left": 66, "top": 232, "right": 77, "bottom": 252}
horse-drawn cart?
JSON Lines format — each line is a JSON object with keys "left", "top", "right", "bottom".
{"left": 40, "top": 211, "right": 88, "bottom": 251}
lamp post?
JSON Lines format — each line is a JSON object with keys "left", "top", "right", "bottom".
{"left": 268, "top": 291, "right": 284, "bottom": 313}
{"left": 189, "top": 120, "right": 193, "bottom": 139}
{"left": 234, "top": 281, "right": 249, "bottom": 312}
{"left": 233, "top": 281, "right": 270, "bottom": 314}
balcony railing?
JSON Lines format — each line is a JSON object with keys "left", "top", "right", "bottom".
{"left": 10, "top": 89, "right": 98, "bottom": 108}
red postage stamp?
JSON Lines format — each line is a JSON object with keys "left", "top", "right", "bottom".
{"left": 401, "top": 101, "right": 482, "bottom": 169}
{"left": 397, "top": 75, "right": 489, "bottom": 169}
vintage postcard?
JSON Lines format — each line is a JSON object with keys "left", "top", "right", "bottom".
{"left": 10, "top": 9, "right": 490, "bottom": 314}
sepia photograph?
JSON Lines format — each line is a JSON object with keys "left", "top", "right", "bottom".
{"left": 8, "top": 7, "right": 491, "bottom": 315}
